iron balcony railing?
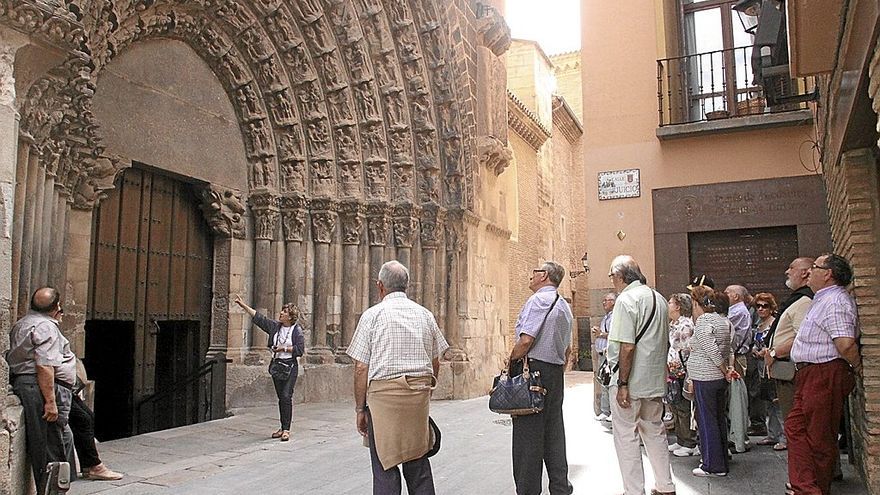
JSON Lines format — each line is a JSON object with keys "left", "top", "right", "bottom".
{"left": 657, "top": 46, "right": 816, "bottom": 126}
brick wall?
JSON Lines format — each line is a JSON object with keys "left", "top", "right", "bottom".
{"left": 822, "top": 146, "right": 880, "bottom": 490}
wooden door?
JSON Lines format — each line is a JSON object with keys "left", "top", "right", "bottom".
{"left": 88, "top": 166, "right": 212, "bottom": 431}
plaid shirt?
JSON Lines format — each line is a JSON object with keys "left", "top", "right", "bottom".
{"left": 790, "top": 285, "right": 858, "bottom": 364}
{"left": 347, "top": 291, "right": 449, "bottom": 382}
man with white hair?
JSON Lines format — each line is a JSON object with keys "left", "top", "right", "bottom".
{"left": 606, "top": 255, "right": 675, "bottom": 495}
{"left": 347, "top": 260, "right": 449, "bottom": 495}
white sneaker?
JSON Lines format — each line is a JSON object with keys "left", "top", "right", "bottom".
{"left": 662, "top": 411, "right": 674, "bottom": 422}
{"left": 595, "top": 413, "right": 609, "bottom": 421}
{"left": 673, "top": 445, "right": 700, "bottom": 457}
{"left": 667, "top": 442, "right": 681, "bottom": 452}
{"left": 692, "top": 467, "right": 726, "bottom": 477}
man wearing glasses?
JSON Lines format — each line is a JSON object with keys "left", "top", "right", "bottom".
{"left": 7, "top": 287, "right": 77, "bottom": 495}
{"left": 785, "top": 254, "right": 862, "bottom": 495}
{"left": 508, "top": 261, "right": 574, "bottom": 495}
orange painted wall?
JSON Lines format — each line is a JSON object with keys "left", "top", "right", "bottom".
{"left": 579, "top": 0, "right": 819, "bottom": 296}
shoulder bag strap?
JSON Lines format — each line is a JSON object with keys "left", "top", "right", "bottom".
{"left": 520, "top": 293, "right": 561, "bottom": 374}
{"left": 612, "top": 289, "right": 657, "bottom": 373}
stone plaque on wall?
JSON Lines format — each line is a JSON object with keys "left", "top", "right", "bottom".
{"left": 598, "top": 169, "right": 640, "bottom": 200}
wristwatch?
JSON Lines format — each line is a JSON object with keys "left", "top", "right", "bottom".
{"left": 769, "top": 349, "right": 777, "bottom": 359}
{"left": 617, "top": 378, "right": 628, "bottom": 387}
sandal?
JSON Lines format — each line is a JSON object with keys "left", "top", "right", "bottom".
{"left": 280, "top": 430, "right": 290, "bottom": 442}
{"left": 773, "top": 443, "right": 788, "bottom": 451}
{"left": 757, "top": 437, "right": 776, "bottom": 446}
{"left": 271, "top": 429, "right": 283, "bottom": 439}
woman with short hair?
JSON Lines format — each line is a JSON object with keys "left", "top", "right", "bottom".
{"left": 687, "top": 286, "right": 733, "bottom": 477}
{"left": 666, "top": 293, "right": 698, "bottom": 457}
{"left": 753, "top": 292, "right": 787, "bottom": 450}
{"left": 234, "top": 296, "right": 305, "bottom": 442}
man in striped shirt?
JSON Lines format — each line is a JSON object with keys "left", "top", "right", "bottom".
{"left": 786, "top": 254, "right": 862, "bottom": 495}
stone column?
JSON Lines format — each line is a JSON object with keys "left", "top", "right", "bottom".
{"left": 16, "top": 135, "right": 39, "bottom": 316}
{"left": 0, "top": 30, "right": 27, "bottom": 404}
{"left": 307, "top": 198, "right": 336, "bottom": 364}
{"left": 443, "top": 210, "right": 467, "bottom": 360}
{"left": 419, "top": 204, "right": 445, "bottom": 315}
{"left": 49, "top": 192, "right": 69, "bottom": 289}
{"left": 11, "top": 137, "right": 29, "bottom": 314}
{"left": 337, "top": 200, "right": 364, "bottom": 362}
{"left": 392, "top": 203, "right": 420, "bottom": 292}
{"left": 248, "top": 191, "right": 279, "bottom": 348}
{"left": 280, "top": 194, "right": 308, "bottom": 306}
{"left": 196, "top": 183, "right": 248, "bottom": 417}
{"left": 29, "top": 161, "right": 45, "bottom": 285}
{"left": 366, "top": 202, "right": 390, "bottom": 305}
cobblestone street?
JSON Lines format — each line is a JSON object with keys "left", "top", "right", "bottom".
{"left": 68, "top": 372, "right": 866, "bottom": 495}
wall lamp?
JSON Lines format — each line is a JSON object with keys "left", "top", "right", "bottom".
{"left": 569, "top": 252, "right": 590, "bottom": 279}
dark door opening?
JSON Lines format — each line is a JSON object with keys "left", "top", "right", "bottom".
{"left": 84, "top": 320, "right": 135, "bottom": 441}
{"left": 146, "top": 320, "right": 203, "bottom": 432}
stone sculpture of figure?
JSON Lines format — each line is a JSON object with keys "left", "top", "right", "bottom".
{"left": 220, "top": 52, "right": 248, "bottom": 85}
{"left": 238, "top": 83, "right": 261, "bottom": 117}
{"left": 327, "top": 89, "right": 354, "bottom": 122}
{"left": 281, "top": 160, "right": 307, "bottom": 192}
{"left": 335, "top": 126, "right": 358, "bottom": 161}
{"left": 346, "top": 42, "right": 371, "bottom": 82}
{"left": 385, "top": 90, "right": 406, "bottom": 127}
{"left": 387, "top": 0, "right": 411, "bottom": 26}
{"left": 321, "top": 53, "right": 343, "bottom": 88}
{"left": 271, "top": 90, "right": 295, "bottom": 124}
{"left": 389, "top": 130, "right": 411, "bottom": 163}
{"left": 304, "top": 22, "right": 331, "bottom": 53}
{"left": 411, "top": 93, "right": 434, "bottom": 130}
{"left": 278, "top": 126, "right": 305, "bottom": 160}
{"left": 243, "top": 28, "right": 272, "bottom": 61}
{"left": 362, "top": 123, "right": 385, "bottom": 159}
{"left": 296, "top": 0, "right": 324, "bottom": 20}
{"left": 286, "top": 43, "right": 314, "bottom": 80}
{"left": 296, "top": 81, "right": 322, "bottom": 118}
{"left": 267, "top": 9, "right": 300, "bottom": 48}
{"left": 308, "top": 121, "right": 330, "bottom": 155}
{"left": 248, "top": 119, "right": 270, "bottom": 156}
{"left": 356, "top": 82, "right": 380, "bottom": 121}
{"left": 365, "top": 163, "right": 388, "bottom": 198}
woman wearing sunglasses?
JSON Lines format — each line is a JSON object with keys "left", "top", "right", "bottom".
{"left": 753, "top": 293, "right": 786, "bottom": 451}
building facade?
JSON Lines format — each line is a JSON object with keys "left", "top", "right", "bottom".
{"left": 0, "top": 0, "right": 589, "bottom": 490}
{"left": 785, "top": 0, "right": 880, "bottom": 490}
{"left": 579, "top": 0, "right": 831, "bottom": 312}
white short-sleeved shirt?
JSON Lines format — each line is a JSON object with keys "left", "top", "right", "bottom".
{"left": 347, "top": 292, "right": 449, "bottom": 382}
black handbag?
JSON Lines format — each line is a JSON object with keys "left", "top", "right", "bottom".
{"left": 489, "top": 294, "right": 559, "bottom": 416}
{"left": 268, "top": 358, "right": 294, "bottom": 380}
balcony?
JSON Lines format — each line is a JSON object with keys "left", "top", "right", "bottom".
{"left": 656, "top": 46, "right": 816, "bottom": 139}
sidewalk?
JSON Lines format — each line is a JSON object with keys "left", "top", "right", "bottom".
{"left": 69, "top": 372, "right": 867, "bottom": 494}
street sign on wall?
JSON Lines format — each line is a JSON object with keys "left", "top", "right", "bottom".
{"left": 598, "top": 169, "right": 640, "bottom": 200}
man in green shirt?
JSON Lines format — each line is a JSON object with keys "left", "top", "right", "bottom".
{"left": 606, "top": 255, "right": 675, "bottom": 495}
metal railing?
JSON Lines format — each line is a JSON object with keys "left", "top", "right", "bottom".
{"left": 657, "top": 46, "right": 816, "bottom": 126}
{"left": 135, "top": 358, "right": 226, "bottom": 435}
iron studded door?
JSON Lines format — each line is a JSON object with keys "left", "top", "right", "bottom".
{"left": 89, "top": 166, "right": 213, "bottom": 430}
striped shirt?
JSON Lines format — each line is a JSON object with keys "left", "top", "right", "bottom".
{"left": 687, "top": 312, "right": 731, "bottom": 382}
{"left": 790, "top": 285, "right": 858, "bottom": 364}
{"left": 347, "top": 292, "right": 449, "bottom": 382}
{"left": 514, "top": 286, "right": 573, "bottom": 365}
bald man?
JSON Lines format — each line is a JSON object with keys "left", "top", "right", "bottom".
{"left": 7, "top": 287, "right": 77, "bottom": 495}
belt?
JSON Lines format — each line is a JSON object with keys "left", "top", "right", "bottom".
{"left": 795, "top": 358, "right": 847, "bottom": 371}
{"left": 12, "top": 374, "right": 74, "bottom": 390}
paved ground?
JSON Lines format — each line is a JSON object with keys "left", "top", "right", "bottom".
{"left": 68, "top": 372, "right": 866, "bottom": 494}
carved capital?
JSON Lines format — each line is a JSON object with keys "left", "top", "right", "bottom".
{"left": 445, "top": 208, "right": 466, "bottom": 253}
{"left": 279, "top": 194, "right": 308, "bottom": 242}
{"left": 198, "top": 184, "right": 247, "bottom": 239}
{"left": 476, "top": 3, "right": 512, "bottom": 56}
{"left": 420, "top": 203, "right": 446, "bottom": 247}
{"left": 310, "top": 198, "right": 337, "bottom": 244}
{"left": 249, "top": 191, "right": 280, "bottom": 240}
{"left": 337, "top": 200, "right": 365, "bottom": 245}
{"left": 365, "top": 201, "right": 391, "bottom": 247}
{"left": 477, "top": 135, "right": 513, "bottom": 176}
{"left": 70, "top": 155, "right": 128, "bottom": 210}
{"left": 392, "top": 202, "right": 421, "bottom": 248}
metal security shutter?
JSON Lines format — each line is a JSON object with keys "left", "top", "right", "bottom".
{"left": 688, "top": 226, "right": 799, "bottom": 300}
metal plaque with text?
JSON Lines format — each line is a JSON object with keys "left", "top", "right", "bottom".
{"left": 598, "top": 169, "right": 640, "bottom": 200}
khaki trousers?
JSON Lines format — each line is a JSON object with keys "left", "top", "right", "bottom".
{"left": 609, "top": 389, "right": 675, "bottom": 495}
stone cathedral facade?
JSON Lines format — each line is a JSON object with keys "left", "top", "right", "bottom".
{"left": 0, "top": 0, "right": 589, "bottom": 487}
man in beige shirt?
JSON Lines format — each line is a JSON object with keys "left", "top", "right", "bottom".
{"left": 763, "top": 257, "right": 814, "bottom": 418}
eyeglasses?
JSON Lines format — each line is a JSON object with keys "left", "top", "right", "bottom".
{"left": 755, "top": 303, "right": 771, "bottom": 309}
{"left": 532, "top": 269, "right": 546, "bottom": 275}
{"left": 811, "top": 263, "right": 831, "bottom": 270}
